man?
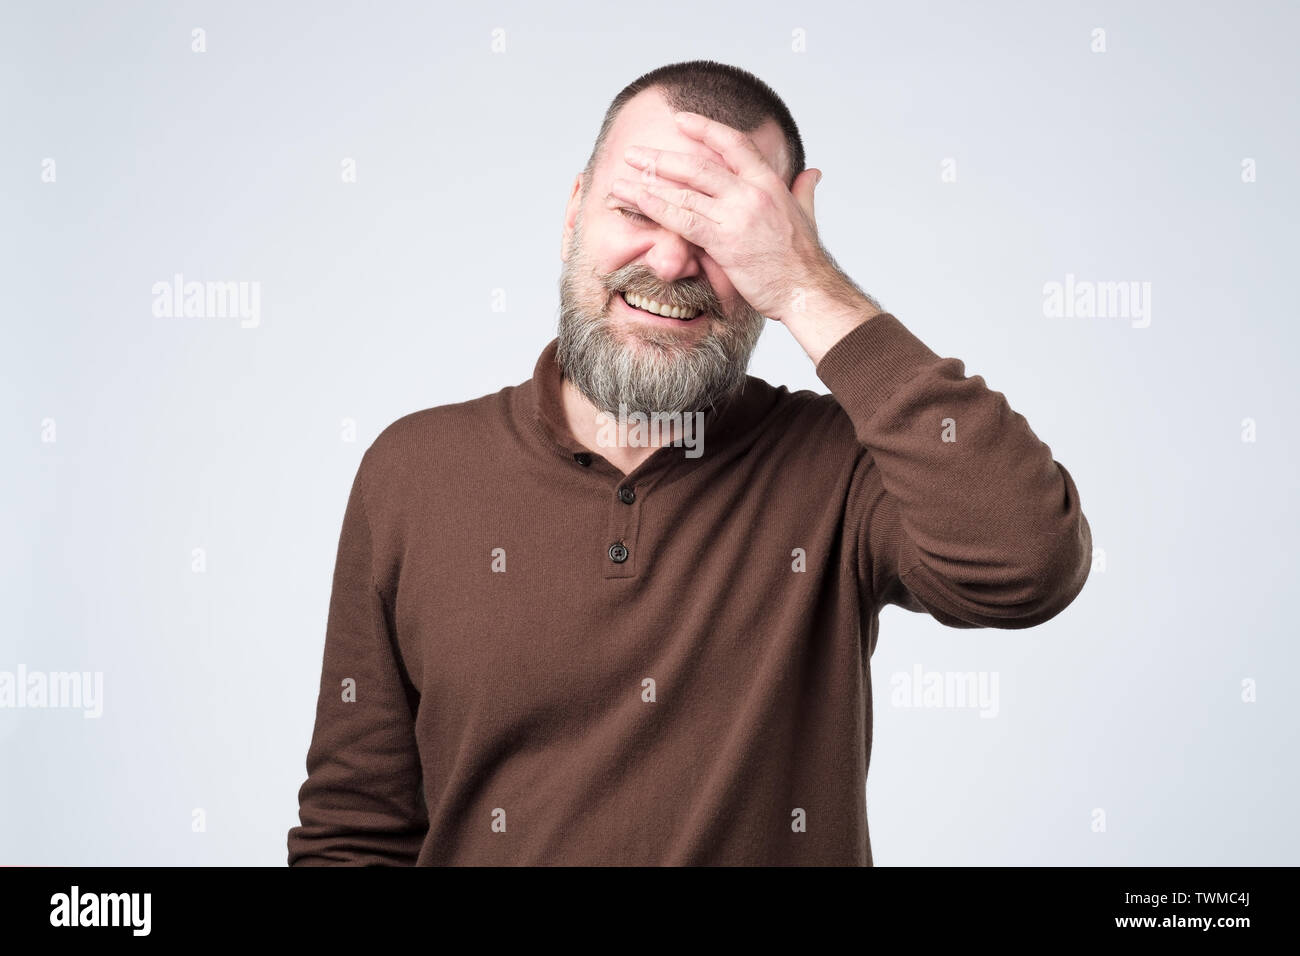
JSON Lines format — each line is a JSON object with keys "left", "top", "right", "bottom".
{"left": 287, "top": 60, "right": 1092, "bottom": 866}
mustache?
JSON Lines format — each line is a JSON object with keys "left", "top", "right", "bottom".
{"left": 606, "top": 275, "right": 719, "bottom": 314}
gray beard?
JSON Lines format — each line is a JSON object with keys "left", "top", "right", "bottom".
{"left": 555, "top": 303, "right": 760, "bottom": 417}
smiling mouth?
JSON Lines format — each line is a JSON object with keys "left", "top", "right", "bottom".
{"left": 617, "top": 289, "right": 703, "bottom": 321}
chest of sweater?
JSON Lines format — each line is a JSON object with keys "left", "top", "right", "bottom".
{"left": 383, "top": 454, "right": 869, "bottom": 801}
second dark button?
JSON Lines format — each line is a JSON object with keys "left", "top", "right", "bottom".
{"left": 617, "top": 486, "right": 636, "bottom": 505}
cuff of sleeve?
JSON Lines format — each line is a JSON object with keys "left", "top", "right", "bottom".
{"left": 814, "top": 312, "right": 942, "bottom": 422}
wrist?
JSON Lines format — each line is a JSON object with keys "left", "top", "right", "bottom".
{"left": 779, "top": 271, "right": 881, "bottom": 365}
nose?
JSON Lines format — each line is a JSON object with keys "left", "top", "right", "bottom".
{"left": 642, "top": 229, "right": 705, "bottom": 286}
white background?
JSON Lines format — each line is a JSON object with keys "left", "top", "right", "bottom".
{"left": 2, "top": 0, "right": 1296, "bottom": 864}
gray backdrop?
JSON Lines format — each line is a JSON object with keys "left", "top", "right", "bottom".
{"left": 3, "top": 0, "right": 1296, "bottom": 865}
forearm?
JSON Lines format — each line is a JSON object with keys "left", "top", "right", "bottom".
{"left": 779, "top": 263, "right": 883, "bottom": 365}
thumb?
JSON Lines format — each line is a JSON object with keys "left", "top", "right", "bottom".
{"left": 793, "top": 168, "right": 822, "bottom": 227}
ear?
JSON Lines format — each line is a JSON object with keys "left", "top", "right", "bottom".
{"left": 561, "top": 173, "right": 584, "bottom": 262}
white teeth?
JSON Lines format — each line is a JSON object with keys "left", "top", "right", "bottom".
{"left": 623, "top": 290, "right": 700, "bottom": 320}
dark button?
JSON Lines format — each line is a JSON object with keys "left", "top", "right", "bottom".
{"left": 573, "top": 452, "right": 592, "bottom": 466}
{"left": 608, "top": 542, "right": 629, "bottom": 563}
{"left": 617, "top": 486, "right": 636, "bottom": 505}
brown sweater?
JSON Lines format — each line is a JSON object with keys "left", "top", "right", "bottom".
{"left": 286, "top": 312, "right": 1091, "bottom": 866}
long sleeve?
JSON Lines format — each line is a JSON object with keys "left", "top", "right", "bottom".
{"left": 816, "top": 312, "right": 1092, "bottom": 630}
{"left": 287, "top": 447, "right": 428, "bottom": 865}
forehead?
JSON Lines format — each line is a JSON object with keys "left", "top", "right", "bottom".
{"left": 601, "top": 88, "right": 788, "bottom": 182}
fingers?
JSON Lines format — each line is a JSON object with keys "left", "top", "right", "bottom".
{"left": 623, "top": 145, "right": 733, "bottom": 199}
{"left": 609, "top": 177, "right": 719, "bottom": 249}
{"left": 614, "top": 167, "right": 721, "bottom": 223}
{"left": 671, "top": 111, "right": 777, "bottom": 184}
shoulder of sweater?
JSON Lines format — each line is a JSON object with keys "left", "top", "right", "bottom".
{"left": 740, "top": 373, "right": 856, "bottom": 428}
{"left": 731, "top": 373, "right": 863, "bottom": 456}
{"left": 359, "top": 383, "right": 521, "bottom": 475}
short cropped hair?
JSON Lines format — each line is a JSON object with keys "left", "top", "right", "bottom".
{"left": 580, "top": 59, "right": 806, "bottom": 199}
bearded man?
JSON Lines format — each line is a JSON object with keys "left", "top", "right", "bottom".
{"left": 288, "top": 59, "right": 1092, "bottom": 866}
